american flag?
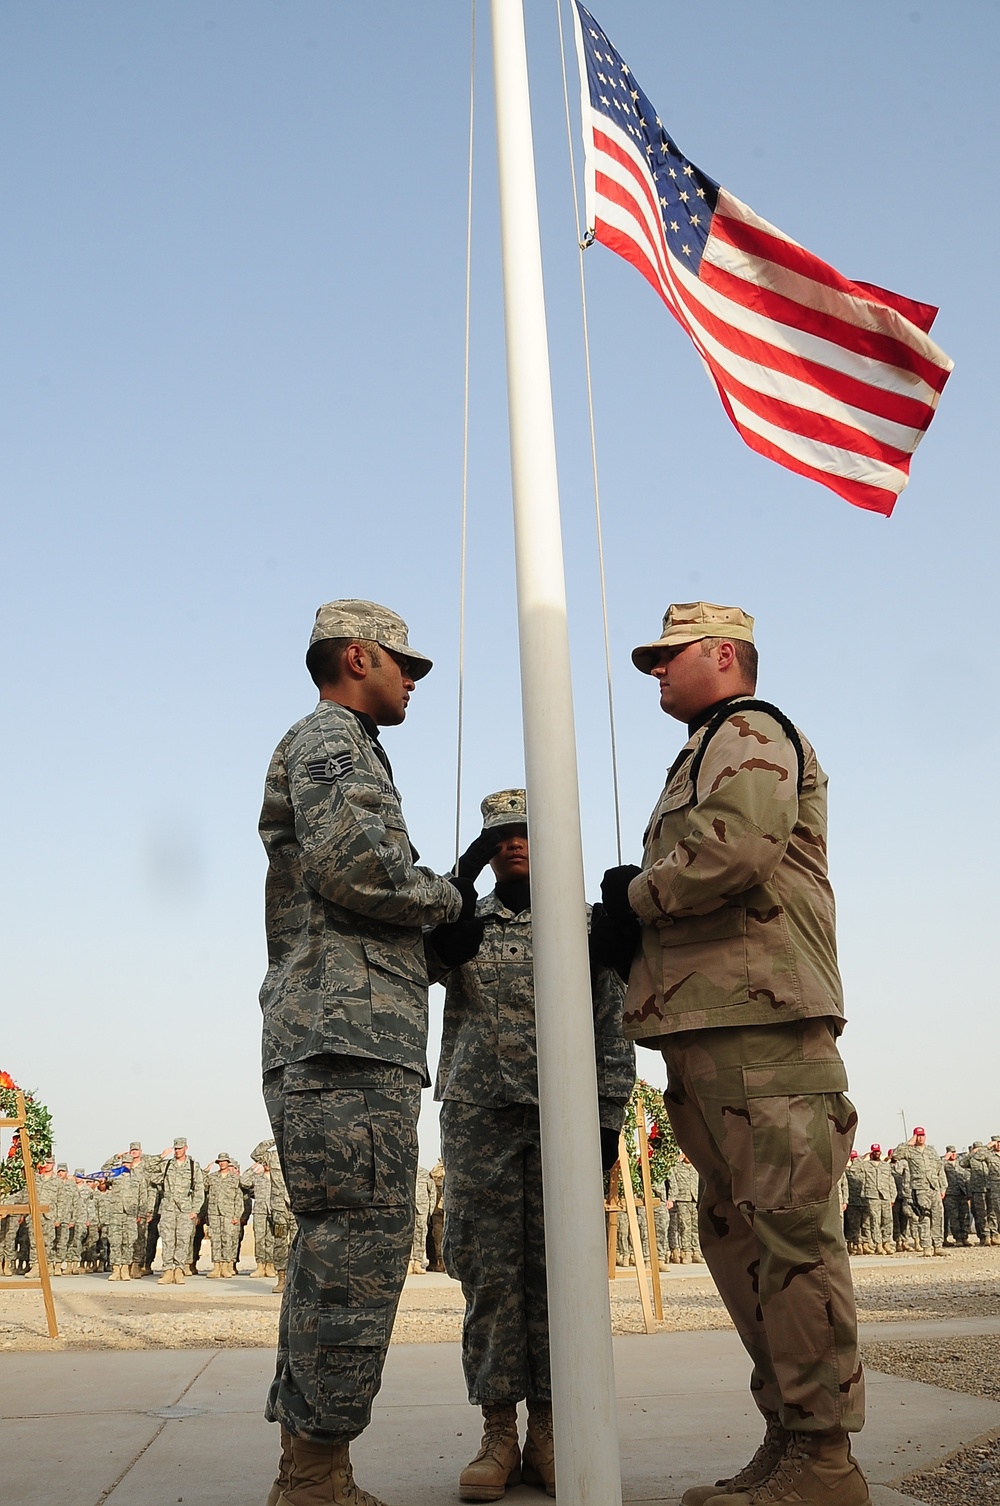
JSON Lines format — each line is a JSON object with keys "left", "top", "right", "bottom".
{"left": 572, "top": 2, "right": 952, "bottom": 516}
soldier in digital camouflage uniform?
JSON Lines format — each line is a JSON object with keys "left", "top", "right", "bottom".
{"left": 428, "top": 1158, "right": 445, "bottom": 1271}
{"left": 51, "top": 1163, "right": 81, "bottom": 1275}
{"left": 961, "top": 1142, "right": 992, "bottom": 1243}
{"left": 428, "top": 787, "right": 634, "bottom": 1501}
{"left": 241, "top": 1154, "right": 275, "bottom": 1277}
{"left": 985, "top": 1137, "right": 1000, "bottom": 1244}
{"left": 893, "top": 1128, "right": 947, "bottom": 1256}
{"left": 598, "top": 604, "right": 867, "bottom": 1506}
{"left": 888, "top": 1150, "right": 911, "bottom": 1250}
{"left": 258, "top": 600, "right": 468, "bottom": 1506}
{"left": 859, "top": 1147, "right": 894, "bottom": 1255}
{"left": 409, "top": 1164, "right": 435, "bottom": 1274}
{"left": 941, "top": 1148, "right": 970, "bottom": 1246}
{"left": 842, "top": 1153, "right": 865, "bottom": 1254}
{"left": 667, "top": 1153, "right": 702, "bottom": 1263}
{"left": 107, "top": 1164, "right": 149, "bottom": 1280}
{"left": 206, "top": 1154, "right": 244, "bottom": 1278}
{"left": 156, "top": 1138, "right": 204, "bottom": 1284}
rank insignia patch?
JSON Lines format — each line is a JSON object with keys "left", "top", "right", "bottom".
{"left": 306, "top": 753, "right": 353, "bottom": 783}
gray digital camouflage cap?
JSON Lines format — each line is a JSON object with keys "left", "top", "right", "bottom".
{"left": 309, "top": 599, "right": 433, "bottom": 679}
{"left": 632, "top": 601, "right": 755, "bottom": 673}
{"left": 480, "top": 788, "right": 527, "bottom": 832}
{"left": 129, "top": 1141, "right": 142, "bottom": 1151}
{"left": 56, "top": 1162, "right": 68, "bottom": 1172}
{"left": 173, "top": 1137, "right": 187, "bottom": 1149}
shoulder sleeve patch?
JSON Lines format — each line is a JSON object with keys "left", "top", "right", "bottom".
{"left": 305, "top": 752, "right": 353, "bottom": 783}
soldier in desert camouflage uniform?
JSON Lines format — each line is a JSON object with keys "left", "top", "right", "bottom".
{"left": 258, "top": 600, "right": 467, "bottom": 1506}
{"left": 598, "top": 603, "right": 867, "bottom": 1506}
{"left": 428, "top": 787, "right": 634, "bottom": 1501}
{"left": 667, "top": 1153, "right": 702, "bottom": 1263}
{"left": 205, "top": 1154, "right": 244, "bottom": 1278}
{"left": 156, "top": 1138, "right": 204, "bottom": 1284}
{"left": 893, "top": 1128, "right": 947, "bottom": 1256}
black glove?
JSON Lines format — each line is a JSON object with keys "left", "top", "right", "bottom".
{"left": 426, "top": 915, "right": 486, "bottom": 970}
{"left": 447, "top": 874, "right": 479, "bottom": 922}
{"left": 455, "top": 831, "right": 501, "bottom": 882}
{"left": 600, "top": 1126, "right": 621, "bottom": 1173}
{"left": 600, "top": 864, "right": 642, "bottom": 923}
{"left": 588, "top": 901, "right": 640, "bottom": 984}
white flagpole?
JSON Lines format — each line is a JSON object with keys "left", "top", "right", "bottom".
{"left": 489, "top": 3, "right": 622, "bottom": 1503}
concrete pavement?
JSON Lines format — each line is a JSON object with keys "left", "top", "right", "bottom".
{"left": 5, "top": 1321, "right": 999, "bottom": 1505}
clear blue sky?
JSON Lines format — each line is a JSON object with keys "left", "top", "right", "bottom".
{"left": 2, "top": 1, "right": 996, "bottom": 1172}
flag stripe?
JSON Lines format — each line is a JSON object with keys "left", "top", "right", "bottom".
{"left": 572, "top": 0, "right": 952, "bottom": 515}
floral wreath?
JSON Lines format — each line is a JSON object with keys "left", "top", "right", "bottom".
{"left": 0, "top": 1071, "right": 54, "bottom": 1196}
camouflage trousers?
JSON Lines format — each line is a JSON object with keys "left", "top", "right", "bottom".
{"left": 988, "top": 1185, "right": 1000, "bottom": 1238}
{"left": 440, "top": 1100, "right": 550, "bottom": 1406}
{"left": 970, "top": 1190, "right": 989, "bottom": 1239}
{"left": 53, "top": 1222, "right": 75, "bottom": 1266}
{"left": 638, "top": 1182, "right": 669, "bottom": 1262}
{"left": 410, "top": 1204, "right": 430, "bottom": 1266}
{"left": 253, "top": 1203, "right": 274, "bottom": 1266}
{"left": 843, "top": 1203, "right": 864, "bottom": 1247}
{"left": 944, "top": 1193, "right": 970, "bottom": 1242}
{"left": 160, "top": 1205, "right": 198, "bottom": 1268}
{"left": 108, "top": 1213, "right": 141, "bottom": 1268}
{"left": 263, "top": 1055, "right": 420, "bottom": 1444}
{"left": 659, "top": 1017, "right": 864, "bottom": 1434}
{"left": 209, "top": 1213, "right": 241, "bottom": 1263}
{"left": 669, "top": 1201, "right": 699, "bottom": 1253}
{"left": 911, "top": 1196, "right": 945, "bottom": 1252}
{"left": 862, "top": 1200, "right": 893, "bottom": 1248}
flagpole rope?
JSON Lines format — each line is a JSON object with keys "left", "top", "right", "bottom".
{"left": 555, "top": 0, "right": 623, "bottom": 864}
{"left": 455, "top": 0, "right": 476, "bottom": 870}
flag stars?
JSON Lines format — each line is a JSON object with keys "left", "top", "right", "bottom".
{"left": 683, "top": 164, "right": 694, "bottom": 176}
{"left": 689, "top": 214, "right": 701, "bottom": 226}
{"left": 659, "top": 196, "right": 668, "bottom": 206}
{"left": 670, "top": 220, "right": 680, "bottom": 232}
{"left": 630, "top": 89, "right": 639, "bottom": 101}
{"left": 679, "top": 190, "right": 690, "bottom": 202}
{"left": 696, "top": 187, "right": 706, "bottom": 199}
{"left": 682, "top": 244, "right": 692, "bottom": 256}
{"left": 668, "top": 167, "right": 677, "bottom": 179}
{"left": 599, "top": 95, "right": 610, "bottom": 106}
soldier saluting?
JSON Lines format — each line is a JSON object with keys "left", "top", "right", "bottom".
{"left": 258, "top": 600, "right": 472, "bottom": 1506}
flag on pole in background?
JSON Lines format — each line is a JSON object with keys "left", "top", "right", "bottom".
{"left": 571, "top": 2, "right": 953, "bottom": 516}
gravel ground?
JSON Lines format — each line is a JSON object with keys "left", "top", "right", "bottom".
{"left": 861, "top": 1332, "right": 1000, "bottom": 1505}
{"left": 2, "top": 1245, "right": 999, "bottom": 1352}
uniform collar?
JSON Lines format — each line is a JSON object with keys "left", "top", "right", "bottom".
{"left": 687, "top": 694, "right": 742, "bottom": 738}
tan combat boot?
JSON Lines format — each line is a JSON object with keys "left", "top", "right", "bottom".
{"left": 265, "top": 1426, "right": 294, "bottom": 1506}
{"left": 120, "top": 1264, "right": 131, "bottom": 1280}
{"left": 278, "top": 1436, "right": 390, "bottom": 1506}
{"left": 459, "top": 1403, "right": 521, "bottom": 1501}
{"left": 174, "top": 1267, "right": 186, "bottom": 1284}
{"left": 681, "top": 1410, "right": 789, "bottom": 1506}
{"left": 273, "top": 1271, "right": 286, "bottom": 1294}
{"left": 157, "top": 1267, "right": 175, "bottom": 1284}
{"left": 221, "top": 1262, "right": 234, "bottom": 1278}
{"left": 254, "top": 1262, "right": 268, "bottom": 1278}
{"left": 692, "top": 1251, "right": 705, "bottom": 1263}
{"left": 265, "top": 1262, "right": 277, "bottom": 1277}
{"left": 680, "top": 1251, "right": 692, "bottom": 1263}
{"left": 522, "top": 1401, "right": 555, "bottom": 1496}
{"left": 206, "top": 1262, "right": 222, "bottom": 1279}
{"left": 669, "top": 1250, "right": 681, "bottom": 1264}
{"left": 108, "top": 1266, "right": 121, "bottom": 1281}
{"left": 709, "top": 1429, "right": 869, "bottom": 1506}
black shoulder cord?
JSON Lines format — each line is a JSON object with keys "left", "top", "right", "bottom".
{"left": 688, "top": 699, "right": 805, "bottom": 803}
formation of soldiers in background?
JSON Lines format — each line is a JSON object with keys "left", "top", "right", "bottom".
{"left": 0, "top": 1136, "right": 296, "bottom": 1293}
{"left": 838, "top": 1130, "right": 1000, "bottom": 1256}
{"left": 5, "top": 1126, "right": 1000, "bottom": 1296}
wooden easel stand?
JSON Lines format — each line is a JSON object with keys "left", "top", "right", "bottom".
{"left": 0, "top": 1089, "right": 59, "bottom": 1337}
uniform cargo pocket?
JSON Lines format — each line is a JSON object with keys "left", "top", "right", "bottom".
{"left": 283, "top": 1087, "right": 376, "bottom": 1213}
{"left": 744, "top": 1085, "right": 843, "bottom": 1212}
{"left": 317, "top": 1307, "right": 389, "bottom": 1349}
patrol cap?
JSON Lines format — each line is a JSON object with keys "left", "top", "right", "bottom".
{"left": 130, "top": 1141, "right": 141, "bottom": 1151}
{"left": 946, "top": 1145, "right": 956, "bottom": 1153}
{"left": 74, "top": 1167, "right": 85, "bottom": 1177}
{"left": 632, "top": 601, "right": 755, "bottom": 674}
{"left": 972, "top": 1141, "right": 983, "bottom": 1148}
{"left": 57, "top": 1162, "right": 68, "bottom": 1172}
{"left": 309, "top": 599, "right": 433, "bottom": 680}
{"left": 173, "top": 1136, "right": 187, "bottom": 1149}
{"left": 480, "top": 788, "right": 528, "bottom": 834}
{"left": 913, "top": 1126, "right": 925, "bottom": 1135}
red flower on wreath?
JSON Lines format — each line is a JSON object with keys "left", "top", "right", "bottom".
{"left": 0, "top": 1070, "right": 17, "bottom": 1090}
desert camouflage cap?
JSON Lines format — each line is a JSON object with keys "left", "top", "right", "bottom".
{"left": 480, "top": 787, "right": 527, "bottom": 833}
{"left": 173, "top": 1136, "right": 187, "bottom": 1149}
{"left": 632, "top": 601, "right": 755, "bottom": 673}
{"left": 309, "top": 599, "right": 433, "bottom": 679}
{"left": 57, "top": 1162, "right": 68, "bottom": 1172}
{"left": 129, "top": 1141, "right": 141, "bottom": 1151}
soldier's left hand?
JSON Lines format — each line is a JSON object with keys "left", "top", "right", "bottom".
{"left": 601, "top": 864, "right": 642, "bottom": 923}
